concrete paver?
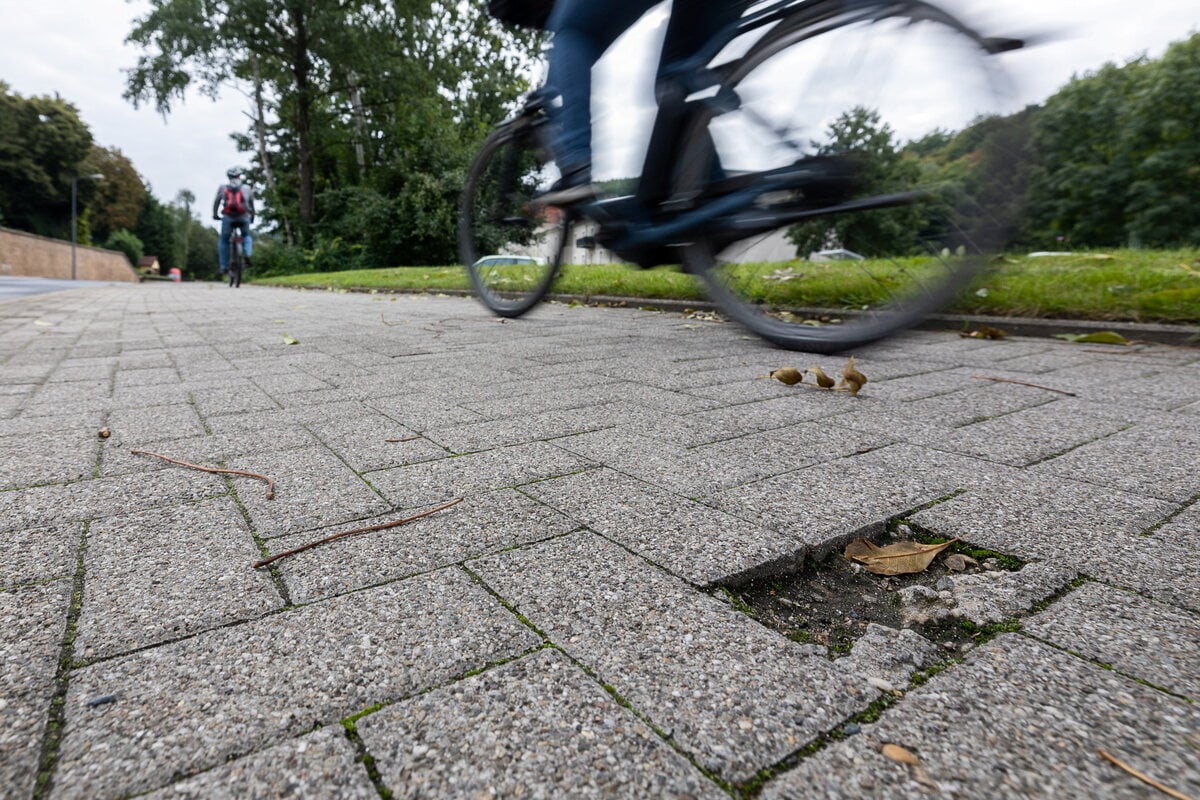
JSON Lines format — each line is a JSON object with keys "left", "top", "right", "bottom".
{"left": 0, "top": 283, "right": 1196, "bottom": 798}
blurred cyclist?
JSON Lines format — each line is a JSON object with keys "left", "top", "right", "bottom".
{"left": 212, "top": 167, "right": 256, "bottom": 274}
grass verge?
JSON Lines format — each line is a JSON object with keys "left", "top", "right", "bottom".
{"left": 256, "top": 249, "right": 1200, "bottom": 324}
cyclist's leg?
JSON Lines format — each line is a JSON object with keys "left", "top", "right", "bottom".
{"left": 217, "top": 216, "right": 232, "bottom": 274}
{"left": 640, "top": 0, "right": 743, "bottom": 203}
{"left": 544, "top": 0, "right": 660, "bottom": 178}
{"left": 237, "top": 218, "right": 253, "bottom": 263}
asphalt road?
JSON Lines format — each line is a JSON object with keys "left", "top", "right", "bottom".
{"left": 0, "top": 276, "right": 116, "bottom": 302}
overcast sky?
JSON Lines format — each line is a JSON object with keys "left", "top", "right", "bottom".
{"left": 1, "top": 0, "right": 1195, "bottom": 228}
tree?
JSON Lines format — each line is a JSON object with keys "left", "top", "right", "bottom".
{"left": 0, "top": 82, "right": 95, "bottom": 237}
{"left": 124, "top": 0, "right": 536, "bottom": 244}
{"left": 85, "top": 145, "right": 147, "bottom": 242}
{"left": 134, "top": 193, "right": 178, "bottom": 270}
{"left": 787, "top": 107, "right": 922, "bottom": 257}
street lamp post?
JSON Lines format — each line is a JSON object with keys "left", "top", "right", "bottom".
{"left": 71, "top": 174, "right": 104, "bottom": 280}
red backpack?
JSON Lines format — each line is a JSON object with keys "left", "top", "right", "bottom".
{"left": 223, "top": 186, "right": 248, "bottom": 216}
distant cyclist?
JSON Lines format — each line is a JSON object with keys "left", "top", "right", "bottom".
{"left": 212, "top": 167, "right": 256, "bottom": 275}
{"left": 539, "top": 0, "right": 742, "bottom": 205}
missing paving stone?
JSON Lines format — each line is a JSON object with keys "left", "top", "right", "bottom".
{"left": 730, "top": 532, "right": 1028, "bottom": 656}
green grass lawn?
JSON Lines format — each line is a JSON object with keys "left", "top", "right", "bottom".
{"left": 256, "top": 249, "right": 1200, "bottom": 323}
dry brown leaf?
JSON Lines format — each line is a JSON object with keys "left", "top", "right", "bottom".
{"left": 881, "top": 744, "right": 920, "bottom": 766}
{"left": 770, "top": 367, "right": 804, "bottom": 386}
{"left": 836, "top": 356, "right": 868, "bottom": 396}
{"left": 807, "top": 367, "right": 836, "bottom": 388}
{"left": 97, "top": 427, "right": 111, "bottom": 439}
{"left": 960, "top": 325, "right": 1008, "bottom": 340}
{"left": 844, "top": 538, "right": 958, "bottom": 576}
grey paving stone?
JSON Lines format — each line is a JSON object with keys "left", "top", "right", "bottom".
{"left": 1039, "top": 361, "right": 1200, "bottom": 412}
{"left": 0, "top": 579, "right": 71, "bottom": 798}
{"left": 113, "top": 367, "right": 179, "bottom": 389}
{"left": 1024, "top": 582, "right": 1200, "bottom": 699}
{"left": 760, "top": 635, "right": 1200, "bottom": 800}
{"left": 98, "top": 426, "right": 321, "bottom": 477}
{"left": 235, "top": 446, "right": 390, "bottom": 539}
{"left": 363, "top": 394, "right": 487, "bottom": 432}
{"left": 683, "top": 393, "right": 848, "bottom": 438}
{"left": 139, "top": 727, "right": 375, "bottom": 799}
{"left": 0, "top": 469, "right": 227, "bottom": 532}
{"left": 1031, "top": 424, "right": 1200, "bottom": 503}
{"left": 309, "top": 413, "right": 451, "bottom": 471}
{"left": 1077, "top": 505, "right": 1200, "bottom": 611}
{"left": 522, "top": 468, "right": 804, "bottom": 586}
{"left": 832, "top": 624, "right": 943, "bottom": 691}
{"left": 110, "top": 382, "right": 192, "bottom": 410}
{"left": 926, "top": 403, "right": 1128, "bottom": 466}
{"left": 901, "top": 382, "right": 1055, "bottom": 427}
{"left": 367, "top": 442, "right": 594, "bottom": 508}
{"left": 29, "top": 379, "right": 110, "bottom": 407}
{"left": 191, "top": 383, "right": 280, "bottom": 418}
{"left": 471, "top": 533, "right": 877, "bottom": 782}
{"left": 709, "top": 445, "right": 1011, "bottom": 553}
{"left": 273, "top": 489, "right": 577, "bottom": 603}
{"left": 424, "top": 405, "right": 615, "bottom": 454}
{"left": 76, "top": 497, "right": 281, "bottom": 660}
{"left": 911, "top": 473, "right": 1178, "bottom": 563}
{"left": 0, "top": 411, "right": 103, "bottom": 438}
{"left": 359, "top": 649, "right": 724, "bottom": 800}
{"left": 0, "top": 523, "right": 80, "bottom": 589}
{"left": 105, "top": 403, "right": 207, "bottom": 447}
{"left": 0, "top": 430, "right": 98, "bottom": 489}
{"left": 54, "top": 568, "right": 540, "bottom": 799}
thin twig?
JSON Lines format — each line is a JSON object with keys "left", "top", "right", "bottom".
{"left": 1097, "top": 749, "right": 1195, "bottom": 800}
{"left": 970, "top": 375, "right": 1077, "bottom": 396}
{"left": 384, "top": 435, "right": 422, "bottom": 443}
{"left": 131, "top": 449, "right": 275, "bottom": 499}
{"left": 251, "top": 498, "right": 463, "bottom": 569}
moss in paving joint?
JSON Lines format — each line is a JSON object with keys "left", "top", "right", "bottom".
{"left": 222, "top": 473, "right": 293, "bottom": 608}
{"left": 32, "top": 521, "right": 89, "bottom": 800}
{"left": 1022, "top": 637, "right": 1194, "bottom": 703}
{"left": 899, "top": 520, "right": 1026, "bottom": 571}
{"left": 342, "top": 720, "right": 395, "bottom": 800}
{"left": 718, "top": 587, "right": 760, "bottom": 619}
{"left": 1138, "top": 491, "right": 1200, "bottom": 537}
{"left": 459, "top": 564, "right": 552, "bottom": 641}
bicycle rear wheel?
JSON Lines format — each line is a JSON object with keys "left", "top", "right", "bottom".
{"left": 459, "top": 122, "right": 568, "bottom": 317}
{"left": 679, "top": 1, "right": 1016, "bottom": 352}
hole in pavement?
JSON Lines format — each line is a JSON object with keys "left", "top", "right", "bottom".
{"left": 729, "top": 526, "right": 1027, "bottom": 656}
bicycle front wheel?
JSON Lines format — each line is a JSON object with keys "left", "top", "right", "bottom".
{"left": 459, "top": 122, "right": 568, "bottom": 317}
{"left": 679, "top": 1, "right": 1016, "bottom": 352}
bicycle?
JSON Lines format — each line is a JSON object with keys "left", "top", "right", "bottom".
{"left": 459, "top": 0, "right": 1024, "bottom": 352}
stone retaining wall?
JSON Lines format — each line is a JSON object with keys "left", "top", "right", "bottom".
{"left": 0, "top": 227, "right": 139, "bottom": 282}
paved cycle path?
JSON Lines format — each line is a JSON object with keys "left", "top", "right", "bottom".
{"left": 1, "top": 283, "right": 1197, "bottom": 799}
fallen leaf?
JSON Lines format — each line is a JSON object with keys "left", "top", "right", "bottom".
{"left": 960, "top": 325, "right": 1008, "bottom": 340}
{"left": 943, "top": 553, "right": 978, "bottom": 572}
{"left": 807, "top": 367, "right": 836, "bottom": 388}
{"left": 1053, "top": 331, "right": 1131, "bottom": 345}
{"left": 844, "top": 537, "right": 958, "bottom": 575}
{"left": 97, "top": 427, "right": 111, "bottom": 439}
{"left": 881, "top": 744, "right": 920, "bottom": 767}
{"left": 835, "top": 356, "right": 868, "bottom": 396}
{"left": 769, "top": 367, "right": 804, "bottom": 386}
{"left": 282, "top": 335, "right": 300, "bottom": 345}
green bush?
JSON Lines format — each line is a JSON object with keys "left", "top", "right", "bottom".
{"left": 103, "top": 229, "right": 144, "bottom": 267}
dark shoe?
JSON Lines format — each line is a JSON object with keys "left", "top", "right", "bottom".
{"left": 537, "top": 164, "right": 596, "bottom": 206}
{"left": 243, "top": 256, "right": 252, "bottom": 271}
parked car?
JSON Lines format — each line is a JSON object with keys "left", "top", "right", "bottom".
{"left": 808, "top": 248, "right": 864, "bottom": 261}
{"left": 472, "top": 254, "right": 544, "bottom": 268}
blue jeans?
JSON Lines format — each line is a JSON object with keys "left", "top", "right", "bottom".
{"left": 545, "top": 0, "right": 740, "bottom": 175}
{"left": 218, "top": 216, "right": 253, "bottom": 272}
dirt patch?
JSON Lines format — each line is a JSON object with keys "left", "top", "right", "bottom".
{"left": 731, "top": 536, "right": 1023, "bottom": 655}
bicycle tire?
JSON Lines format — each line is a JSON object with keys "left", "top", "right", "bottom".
{"left": 458, "top": 122, "right": 568, "bottom": 317}
{"left": 229, "top": 241, "right": 243, "bottom": 288}
{"left": 678, "top": 0, "right": 1014, "bottom": 352}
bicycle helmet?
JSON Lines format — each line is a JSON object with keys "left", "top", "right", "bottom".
{"left": 226, "top": 166, "right": 244, "bottom": 179}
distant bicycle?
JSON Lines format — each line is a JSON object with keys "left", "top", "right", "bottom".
{"left": 228, "top": 230, "right": 246, "bottom": 288}
{"left": 460, "top": 0, "right": 1023, "bottom": 352}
